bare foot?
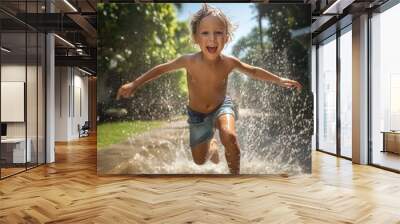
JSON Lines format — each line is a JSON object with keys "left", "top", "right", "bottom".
{"left": 209, "top": 138, "right": 220, "bottom": 164}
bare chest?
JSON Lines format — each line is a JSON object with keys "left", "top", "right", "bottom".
{"left": 187, "top": 66, "right": 230, "bottom": 88}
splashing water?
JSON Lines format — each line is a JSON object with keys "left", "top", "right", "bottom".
{"left": 98, "top": 113, "right": 309, "bottom": 175}
{"left": 98, "top": 45, "right": 312, "bottom": 175}
{"left": 229, "top": 47, "right": 312, "bottom": 174}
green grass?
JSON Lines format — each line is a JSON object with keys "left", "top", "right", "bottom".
{"left": 97, "top": 120, "right": 164, "bottom": 149}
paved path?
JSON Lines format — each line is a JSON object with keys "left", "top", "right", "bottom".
{"left": 97, "top": 119, "right": 231, "bottom": 174}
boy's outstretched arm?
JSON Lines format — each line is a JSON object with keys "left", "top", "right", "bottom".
{"left": 229, "top": 57, "right": 302, "bottom": 91}
{"left": 116, "top": 55, "right": 188, "bottom": 99}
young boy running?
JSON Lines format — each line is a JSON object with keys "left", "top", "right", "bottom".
{"left": 117, "top": 4, "right": 302, "bottom": 174}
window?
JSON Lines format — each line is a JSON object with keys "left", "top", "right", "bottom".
{"left": 0, "top": 1, "right": 46, "bottom": 179}
{"left": 339, "top": 27, "right": 352, "bottom": 158}
{"left": 370, "top": 3, "right": 400, "bottom": 171}
{"left": 317, "top": 35, "right": 337, "bottom": 154}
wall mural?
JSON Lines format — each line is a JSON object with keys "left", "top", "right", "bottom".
{"left": 97, "top": 3, "right": 312, "bottom": 175}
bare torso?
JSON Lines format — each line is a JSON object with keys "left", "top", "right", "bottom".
{"left": 185, "top": 53, "right": 234, "bottom": 113}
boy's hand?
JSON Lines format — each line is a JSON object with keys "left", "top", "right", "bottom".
{"left": 279, "top": 78, "right": 302, "bottom": 92}
{"left": 116, "top": 82, "right": 137, "bottom": 100}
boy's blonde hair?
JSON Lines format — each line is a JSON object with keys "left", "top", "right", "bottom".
{"left": 190, "top": 4, "right": 235, "bottom": 43}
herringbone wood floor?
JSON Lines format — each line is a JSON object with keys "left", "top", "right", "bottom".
{"left": 1, "top": 135, "right": 400, "bottom": 223}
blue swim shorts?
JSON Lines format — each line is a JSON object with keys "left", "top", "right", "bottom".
{"left": 187, "top": 96, "right": 236, "bottom": 148}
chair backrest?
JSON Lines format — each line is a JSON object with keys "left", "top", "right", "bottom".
{"left": 82, "top": 121, "right": 90, "bottom": 129}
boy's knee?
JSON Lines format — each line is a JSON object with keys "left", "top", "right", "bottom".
{"left": 191, "top": 144, "right": 208, "bottom": 165}
{"left": 192, "top": 155, "right": 207, "bottom": 165}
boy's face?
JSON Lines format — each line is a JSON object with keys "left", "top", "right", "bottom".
{"left": 194, "top": 15, "right": 228, "bottom": 60}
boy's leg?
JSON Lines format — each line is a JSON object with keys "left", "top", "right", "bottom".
{"left": 216, "top": 114, "right": 240, "bottom": 174}
{"left": 191, "top": 138, "right": 219, "bottom": 165}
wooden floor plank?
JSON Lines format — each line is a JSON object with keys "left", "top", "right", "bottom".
{"left": 0, "top": 135, "right": 399, "bottom": 223}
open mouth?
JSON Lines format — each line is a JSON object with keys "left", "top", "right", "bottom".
{"left": 206, "top": 46, "right": 217, "bottom": 54}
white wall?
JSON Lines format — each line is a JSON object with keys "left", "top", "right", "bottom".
{"left": 55, "top": 67, "right": 89, "bottom": 141}
{"left": 1, "top": 65, "right": 25, "bottom": 81}
{"left": 1, "top": 82, "right": 25, "bottom": 122}
{"left": 55, "top": 67, "right": 69, "bottom": 141}
{"left": 73, "top": 73, "right": 89, "bottom": 137}
{"left": 1, "top": 65, "right": 25, "bottom": 141}
{"left": 1, "top": 65, "right": 27, "bottom": 138}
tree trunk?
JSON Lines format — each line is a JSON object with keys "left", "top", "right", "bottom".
{"left": 258, "top": 15, "right": 265, "bottom": 55}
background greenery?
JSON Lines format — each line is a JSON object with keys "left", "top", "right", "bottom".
{"left": 98, "top": 3, "right": 195, "bottom": 121}
{"left": 97, "top": 120, "right": 164, "bottom": 148}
